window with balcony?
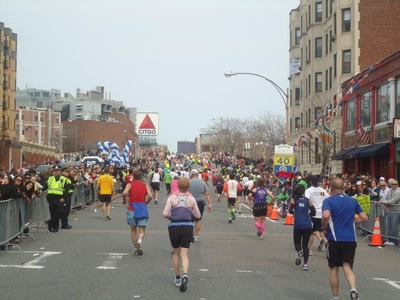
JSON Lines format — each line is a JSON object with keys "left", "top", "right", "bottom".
{"left": 361, "top": 92, "right": 371, "bottom": 127}
{"left": 377, "top": 83, "right": 390, "bottom": 123}
{"left": 342, "top": 50, "right": 351, "bottom": 74}
{"left": 342, "top": 8, "right": 351, "bottom": 32}
{"left": 315, "top": 72, "right": 322, "bottom": 92}
{"left": 295, "top": 28, "right": 300, "bottom": 45}
{"left": 315, "top": 37, "right": 322, "bottom": 58}
{"left": 346, "top": 98, "right": 356, "bottom": 131}
{"left": 315, "top": 2, "right": 322, "bottom": 22}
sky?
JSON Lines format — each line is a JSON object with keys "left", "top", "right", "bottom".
{"left": 1, "top": 0, "right": 299, "bottom": 152}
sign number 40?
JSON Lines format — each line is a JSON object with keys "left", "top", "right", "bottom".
{"left": 277, "top": 157, "right": 290, "bottom": 165}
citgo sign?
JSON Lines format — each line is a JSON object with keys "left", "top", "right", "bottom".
{"left": 136, "top": 113, "right": 159, "bottom": 136}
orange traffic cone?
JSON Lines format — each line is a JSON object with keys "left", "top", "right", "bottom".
{"left": 269, "top": 203, "right": 279, "bottom": 220}
{"left": 284, "top": 213, "right": 294, "bottom": 225}
{"left": 267, "top": 204, "right": 273, "bottom": 217}
{"left": 368, "top": 217, "right": 385, "bottom": 247}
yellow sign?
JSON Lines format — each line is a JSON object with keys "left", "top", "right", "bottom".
{"left": 273, "top": 154, "right": 294, "bottom": 166}
{"left": 355, "top": 195, "right": 371, "bottom": 214}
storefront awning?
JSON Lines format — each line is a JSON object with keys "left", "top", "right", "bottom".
{"left": 344, "top": 146, "right": 370, "bottom": 159}
{"left": 331, "top": 148, "right": 355, "bottom": 160}
{"left": 358, "top": 142, "right": 390, "bottom": 158}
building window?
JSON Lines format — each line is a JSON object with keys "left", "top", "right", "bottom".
{"left": 295, "top": 117, "right": 301, "bottom": 130}
{"left": 377, "top": 83, "right": 390, "bottom": 123}
{"left": 308, "top": 140, "right": 311, "bottom": 164}
{"left": 329, "top": 30, "right": 333, "bottom": 52}
{"left": 308, "top": 5, "right": 311, "bottom": 25}
{"left": 295, "top": 28, "right": 300, "bottom": 45}
{"left": 396, "top": 77, "right": 400, "bottom": 117}
{"left": 361, "top": 92, "right": 371, "bottom": 127}
{"left": 315, "top": 107, "right": 323, "bottom": 119}
{"left": 315, "top": 138, "right": 320, "bottom": 163}
{"left": 295, "top": 88, "right": 301, "bottom": 105}
{"left": 329, "top": 67, "right": 332, "bottom": 89}
{"left": 325, "top": 0, "right": 329, "bottom": 18}
{"left": 315, "top": 73, "right": 322, "bottom": 92}
{"left": 333, "top": 12, "right": 337, "bottom": 35}
{"left": 342, "top": 8, "right": 351, "bottom": 32}
{"left": 308, "top": 40, "right": 311, "bottom": 59}
{"left": 333, "top": 54, "right": 337, "bottom": 77}
{"left": 315, "top": 37, "right": 322, "bottom": 58}
{"left": 346, "top": 99, "right": 356, "bottom": 131}
{"left": 308, "top": 74, "right": 311, "bottom": 95}
{"left": 290, "top": 89, "right": 293, "bottom": 106}
{"left": 325, "top": 34, "right": 328, "bottom": 55}
{"left": 315, "top": 2, "right": 322, "bottom": 22}
{"left": 342, "top": 50, "right": 351, "bottom": 74}
{"left": 325, "top": 70, "right": 328, "bottom": 91}
{"left": 330, "top": 0, "right": 334, "bottom": 15}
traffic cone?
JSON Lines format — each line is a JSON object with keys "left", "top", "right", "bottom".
{"left": 284, "top": 213, "right": 294, "bottom": 225}
{"left": 269, "top": 203, "right": 279, "bottom": 220}
{"left": 368, "top": 217, "right": 385, "bottom": 247}
{"left": 267, "top": 204, "right": 273, "bottom": 217}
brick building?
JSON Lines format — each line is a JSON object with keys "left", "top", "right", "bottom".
{"left": 288, "top": 0, "right": 400, "bottom": 175}
{"left": 334, "top": 50, "right": 400, "bottom": 179}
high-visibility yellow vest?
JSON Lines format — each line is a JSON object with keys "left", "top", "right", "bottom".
{"left": 65, "top": 177, "right": 74, "bottom": 194}
{"left": 47, "top": 176, "right": 66, "bottom": 195}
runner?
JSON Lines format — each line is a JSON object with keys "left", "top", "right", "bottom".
{"left": 305, "top": 176, "right": 329, "bottom": 255}
{"left": 122, "top": 170, "right": 153, "bottom": 256}
{"left": 213, "top": 173, "right": 225, "bottom": 202}
{"left": 97, "top": 167, "right": 115, "bottom": 220}
{"left": 247, "top": 177, "right": 275, "bottom": 239}
{"left": 223, "top": 173, "right": 242, "bottom": 223}
{"left": 289, "top": 184, "right": 316, "bottom": 271}
{"left": 322, "top": 178, "right": 368, "bottom": 300}
{"left": 163, "top": 177, "right": 201, "bottom": 292}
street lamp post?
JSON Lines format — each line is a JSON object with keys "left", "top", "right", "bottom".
{"left": 224, "top": 71, "right": 289, "bottom": 143}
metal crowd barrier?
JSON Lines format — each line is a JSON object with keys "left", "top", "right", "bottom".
{"left": 360, "top": 202, "right": 400, "bottom": 242}
{"left": 1, "top": 182, "right": 98, "bottom": 252}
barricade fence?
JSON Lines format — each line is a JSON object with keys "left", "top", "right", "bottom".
{"left": 0, "top": 182, "right": 97, "bottom": 252}
{"left": 360, "top": 202, "right": 400, "bottom": 242}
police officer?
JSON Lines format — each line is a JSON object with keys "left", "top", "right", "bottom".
{"left": 60, "top": 167, "right": 75, "bottom": 229}
{"left": 45, "top": 165, "right": 68, "bottom": 232}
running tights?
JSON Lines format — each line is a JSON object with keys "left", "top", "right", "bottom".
{"left": 293, "top": 228, "right": 313, "bottom": 263}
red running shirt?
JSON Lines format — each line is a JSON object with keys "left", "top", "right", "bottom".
{"left": 128, "top": 181, "right": 147, "bottom": 211}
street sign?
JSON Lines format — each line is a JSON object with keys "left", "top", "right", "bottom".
{"left": 273, "top": 144, "right": 294, "bottom": 182}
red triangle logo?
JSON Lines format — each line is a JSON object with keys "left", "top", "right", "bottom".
{"left": 139, "top": 114, "right": 156, "bottom": 129}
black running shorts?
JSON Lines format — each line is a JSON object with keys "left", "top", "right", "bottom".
{"left": 326, "top": 240, "right": 357, "bottom": 268}
{"left": 311, "top": 217, "right": 322, "bottom": 232}
{"left": 191, "top": 201, "right": 205, "bottom": 221}
{"left": 253, "top": 203, "right": 267, "bottom": 217}
{"left": 216, "top": 186, "right": 223, "bottom": 195}
{"left": 168, "top": 225, "right": 193, "bottom": 249}
{"left": 99, "top": 195, "right": 112, "bottom": 204}
{"left": 227, "top": 198, "right": 236, "bottom": 206}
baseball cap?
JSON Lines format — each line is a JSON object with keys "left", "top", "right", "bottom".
{"left": 190, "top": 169, "right": 199, "bottom": 175}
{"left": 356, "top": 181, "right": 362, "bottom": 186}
{"left": 379, "top": 177, "right": 385, "bottom": 181}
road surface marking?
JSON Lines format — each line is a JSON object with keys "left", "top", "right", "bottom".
{"left": 373, "top": 278, "right": 400, "bottom": 290}
{"left": 0, "top": 251, "right": 61, "bottom": 269}
{"left": 96, "top": 254, "right": 123, "bottom": 269}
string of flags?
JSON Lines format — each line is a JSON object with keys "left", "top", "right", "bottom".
{"left": 293, "top": 60, "right": 381, "bottom": 151}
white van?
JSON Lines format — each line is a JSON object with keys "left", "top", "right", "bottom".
{"left": 81, "top": 156, "right": 105, "bottom": 168}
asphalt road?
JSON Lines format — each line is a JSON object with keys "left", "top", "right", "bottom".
{"left": 1, "top": 181, "right": 399, "bottom": 300}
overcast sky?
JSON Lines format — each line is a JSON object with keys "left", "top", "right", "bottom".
{"left": 1, "top": 0, "right": 299, "bottom": 152}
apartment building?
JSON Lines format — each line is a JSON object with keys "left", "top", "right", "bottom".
{"left": 288, "top": 0, "right": 400, "bottom": 175}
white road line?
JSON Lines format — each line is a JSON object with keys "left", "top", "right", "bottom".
{"left": 373, "top": 278, "right": 400, "bottom": 290}
{"left": 241, "top": 204, "right": 278, "bottom": 223}
{"left": 96, "top": 255, "right": 123, "bottom": 270}
{"left": 5, "top": 251, "right": 62, "bottom": 254}
{"left": 235, "top": 270, "right": 253, "bottom": 273}
{"left": 198, "top": 269, "right": 208, "bottom": 272}
{"left": 0, "top": 265, "right": 44, "bottom": 269}
{"left": 97, "top": 253, "right": 132, "bottom": 256}
{"left": 0, "top": 251, "right": 61, "bottom": 269}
